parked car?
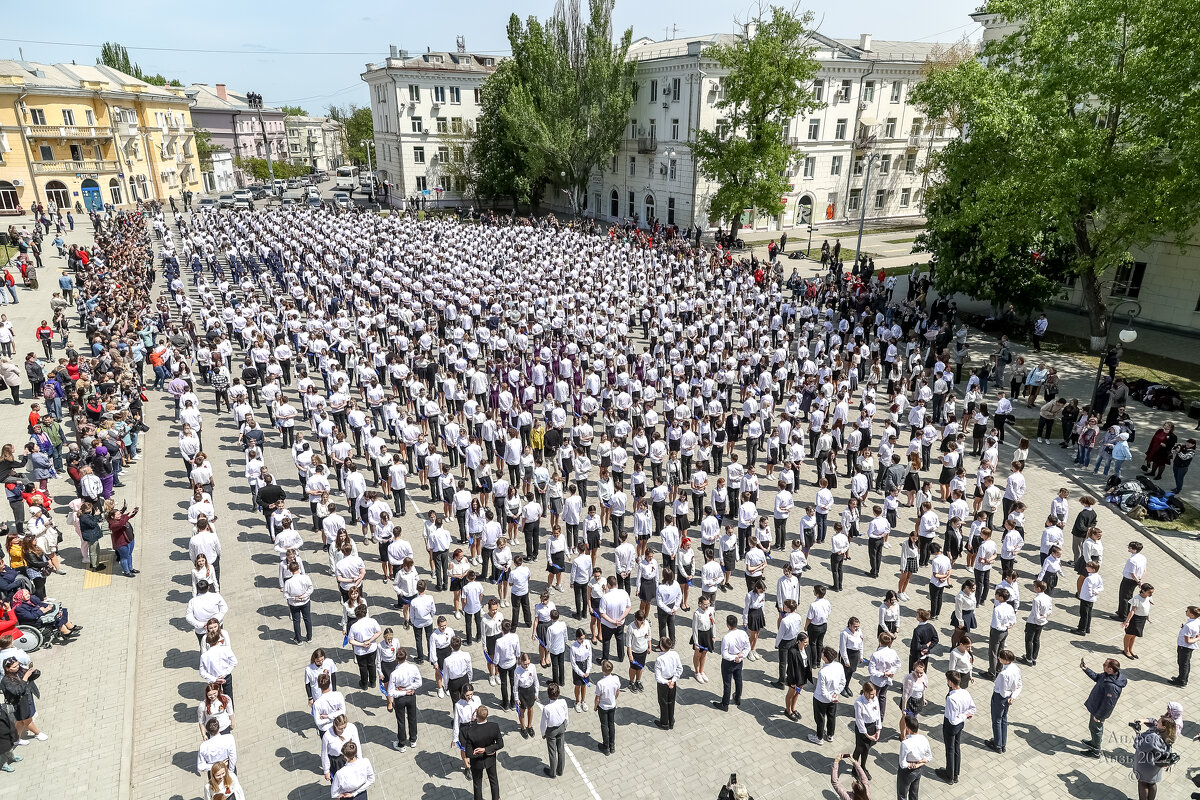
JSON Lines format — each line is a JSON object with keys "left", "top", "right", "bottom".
{"left": 197, "top": 197, "right": 218, "bottom": 209}
{"left": 286, "top": 178, "right": 303, "bottom": 189}
{"left": 316, "top": 170, "right": 328, "bottom": 183}
{"left": 307, "top": 196, "right": 324, "bottom": 209}
{"left": 280, "top": 196, "right": 297, "bottom": 207}
{"left": 305, "top": 186, "right": 321, "bottom": 200}
{"left": 232, "top": 189, "right": 254, "bottom": 210}
{"left": 331, "top": 192, "right": 352, "bottom": 210}
{"left": 217, "top": 194, "right": 235, "bottom": 209}
{"left": 246, "top": 185, "right": 268, "bottom": 200}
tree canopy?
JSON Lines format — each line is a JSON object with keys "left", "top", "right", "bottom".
{"left": 490, "top": 0, "right": 635, "bottom": 211}
{"left": 327, "top": 104, "right": 374, "bottom": 166}
{"left": 691, "top": 4, "right": 821, "bottom": 232}
{"left": 473, "top": 60, "right": 533, "bottom": 206}
{"left": 279, "top": 105, "right": 308, "bottom": 117}
{"left": 912, "top": 0, "right": 1200, "bottom": 339}
{"left": 97, "top": 41, "right": 181, "bottom": 87}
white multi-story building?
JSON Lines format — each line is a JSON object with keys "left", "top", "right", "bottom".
{"left": 284, "top": 115, "right": 346, "bottom": 173}
{"left": 581, "top": 31, "right": 959, "bottom": 234}
{"left": 361, "top": 44, "right": 498, "bottom": 206}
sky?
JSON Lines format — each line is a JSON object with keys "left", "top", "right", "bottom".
{"left": 3, "top": 0, "right": 982, "bottom": 112}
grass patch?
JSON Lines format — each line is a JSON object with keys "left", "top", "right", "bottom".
{"left": 1139, "top": 498, "right": 1200, "bottom": 532}
{"left": 883, "top": 237, "right": 919, "bottom": 244}
{"left": 820, "top": 223, "right": 926, "bottom": 238}
{"left": 1037, "top": 332, "right": 1200, "bottom": 400}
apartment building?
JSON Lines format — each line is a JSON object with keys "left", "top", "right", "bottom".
{"left": 361, "top": 43, "right": 498, "bottom": 205}
{"left": 186, "top": 83, "right": 286, "bottom": 188}
{"left": 284, "top": 115, "right": 346, "bottom": 172}
{"left": 0, "top": 59, "right": 203, "bottom": 213}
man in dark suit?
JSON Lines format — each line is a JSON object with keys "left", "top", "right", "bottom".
{"left": 460, "top": 706, "right": 504, "bottom": 800}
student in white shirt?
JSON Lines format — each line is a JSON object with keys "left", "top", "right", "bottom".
{"left": 1170, "top": 605, "right": 1200, "bottom": 687}
{"left": 809, "top": 645, "right": 846, "bottom": 744}
{"left": 851, "top": 682, "right": 882, "bottom": 776}
{"left": 986, "top": 649, "right": 1022, "bottom": 754}
{"left": 897, "top": 714, "right": 933, "bottom": 800}
{"left": 539, "top": 682, "right": 570, "bottom": 778}
{"left": 329, "top": 741, "right": 374, "bottom": 798}
{"left": 937, "top": 671, "right": 975, "bottom": 784}
{"left": 319, "top": 714, "right": 361, "bottom": 780}
{"left": 593, "top": 659, "right": 622, "bottom": 752}
{"left": 384, "top": 649, "right": 422, "bottom": 751}
{"left": 652, "top": 635, "right": 683, "bottom": 730}
{"left": 1020, "top": 580, "right": 1053, "bottom": 667}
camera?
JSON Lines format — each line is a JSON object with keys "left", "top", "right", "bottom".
{"left": 1129, "top": 720, "right": 1143, "bottom": 733}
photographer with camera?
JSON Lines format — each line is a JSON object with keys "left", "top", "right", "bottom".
{"left": 1130, "top": 713, "right": 1179, "bottom": 800}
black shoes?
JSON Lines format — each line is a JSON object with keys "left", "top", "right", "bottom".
{"left": 711, "top": 701, "right": 728, "bottom": 711}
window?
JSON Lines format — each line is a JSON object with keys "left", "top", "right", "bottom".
{"left": 900, "top": 188, "right": 911, "bottom": 207}
{"left": 812, "top": 79, "right": 824, "bottom": 102}
{"left": 436, "top": 117, "right": 448, "bottom": 133}
{"left": 627, "top": 190, "right": 634, "bottom": 218}
{"left": 610, "top": 155, "right": 617, "bottom": 174}
{"left": 415, "top": 176, "right": 427, "bottom": 191}
{"left": 649, "top": 119, "right": 656, "bottom": 140}
{"left": 375, "top": 84, "right": 388, "bottom": 104}
{"left": 884, "top": 117, "right": 897, "bottom": 138}
{"left": 631, "top": 83, "right": 639, "bottom": 102}
{"left": 830, "top": 155, "right": 843, "bottom": 176}
{"left": 413, "top": 146, "right": 425, "bottom": 164}
{"left": 93, "top": 145, "right": 103, "bottom": 160}
{"left": 630, "top": 119, "right": 638, "bottom": 138}
{"left": 644, "top": 193, "right": 655, "bottom": 222}
{"left": 835, "top": 119, "right": 847, "bottom": 140}
{"left": 1110, "top": 261, "right": 1147, "bottom": 298}
{"left": 879, "top": 154, "right": 891, "bottom": 174}
{"left": 411, "top": 116, "right": 423, "bottom": 133}
{"left": 449, "top": 87, "right": 461, "bottom": 104}
{"left": 911, "top": 117, "right": 924, "bottom": 135}
{"left": 629, "top": 156, "right": 636, "bottom": 176}
{"left": 433, "top": 86, "right": 446, "bottom": 104}
{"left": 667, "top": 197, "right": 675, "bottom": 225}
{"left": 848, "top": 188, "right": 861, "bottom": 210}
{"left": 715, "top": 118, "right": 730, "bottom": 139}
{"left": 436, "top": 145, "right": 449, "bottom": 163}
{"left": 671, "top": 119, "right": 679, "bottom": 140}
{"left": 30, "top": 108, "right": 46, "bottom": 125}
{"left": 647, "top": 158, "right": 653, "bottom": 178}
{"left": 454, "top": 176, "right": 467, "bottom": 192}
{"left": 671, "top": 78, "right": 680, "bottom": 100}
{"left": 803, "top": 156, "right": 816, "bottom": 178}
{"left": 610, "top": 189, "right": 619, "bottom": 217}
{"left": 70, "top": 144, "right": 83, "bottom": 161}
{"left": 840, "top": 80, "right": 852, "bottom": 102}
{"left": 853, "top": 155, "right": 864, "bottom": 176}
{"left": 451, "top": 117, "right": 464, "bottom": 133}
{"left": 452, "top": 146, "right": 464, "bottom": 163}
{"left": 717, "top": 78, "right": 727, "bottom": 100}
{"left": 875, "top": 189, "right": 887, "bottom": 209}
{"left": 890, "top": 82, "right": 902, "bottom": 102}
{"left": 904, "top": 152, "right": 917, "bottom": 173}
{"left": 650, "top": 80, "right": 658, "bottom": 101}
{"left": 669, "top": 158, "right": 677, "bottom": 180}
{"left": 863, "top": 81, "right": 875, "bottom": 103}
{"left": 807, "top": 119, "right": 819, "bottom": 140}
{"left": 38, "top": 144, "right": 53, "bottom": 161}
{"left": 473, "top": 88, "right": 481, "bottom": 104}
{"left": 85, "top": 109, "right": 95, "bottom": 126}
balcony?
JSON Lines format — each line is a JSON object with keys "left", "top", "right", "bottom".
{"left": 907, "top": 134, "right": 923, "bottom": 148}
{"left": 637, "top": 135, "right": 657, "bottom": 154}
{"left": 117, "top": 121, "right": 139, "bottom": 138}
{"left": 31, "top": 159, "right": 120, "bottom": 175}
{"left": 26, "top": 125, "right": 108, "bottom": 139}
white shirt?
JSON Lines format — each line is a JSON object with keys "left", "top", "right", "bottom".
{"left": 595, "top": 674, "right": 621, "bottom": 709}
{"left": 943, "top": 688, "right": 976, "bottom": 725}
{"left": 539, "top": 697, "right": 570, "bottom": 735}
{"left": 653, "top": 649, "right": 683, "bottom": 684}
{"left": 329, "top": 757, "right": 375, "bottom": 798}
{"left": 898, "top": 732, "right": 933, "bottom": 769}
{"left": 720, "top": 628, "right": 751, "bottom": 661}
{"left": 814, "top": 662, "right": 847, "bottom": 703}
{"left": 993, "top": 663, "right": 1022, "bottom": 700}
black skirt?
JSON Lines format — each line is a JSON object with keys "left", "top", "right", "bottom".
{"left": 518, "top": 684, "right": 537, "bottom": 710}
{"left": 903, "top": 557, "right": 919, "bottom": 574}
{"left": 572, "top": 660, "right": 590, "bottom": 686}
{"left": 904, "top": 472, "right": 919, "bottom": 491}
{"left": 938, "top": 466, "right": 953, "bottom": 485}
{"left": 450, "top": 577, "right": 464, "bottom": 592}
{"left": 1127, "top": 614, "right": 1148, "bottom": 637}
{"left": 691, "top": 628, "right": 714, "bottom": 652}
{"left": 638, "top": 579, "right": 656, "bottom": 603}
{"left": 746, "top": 607, "right": 766, "bottom": 632}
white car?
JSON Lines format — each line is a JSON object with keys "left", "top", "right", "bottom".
{"left": 232, "top": 189, "right": 253, "bottom": 210}
{"left": 305, "top": 186, "right": 321, "bottom": 200}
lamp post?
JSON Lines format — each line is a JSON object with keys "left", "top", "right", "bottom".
{"left": 362, "top": 139, "right": 375, "bottom": 197}
{"left": 854, "top": 151, "right": 880, "bottom": 269}
{"left": 1090, "top": 299, "right": 1141, "bottom": 408}
{"left": 246, "top": 92, "right": 274, "bottom": 183}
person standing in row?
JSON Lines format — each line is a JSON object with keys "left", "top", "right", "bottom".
{"left": 936, "top": 671, "right": 975, "bottom": 785}
{"left": 593, "top": 659, "right": 621, "bottom": 754}
{"left": 896, "top": 714, "right": 933, "bottom": 800}
{"left": 384, "top": 650, "right": 421, "bottom": 752}
{"left": 985, "top": 649, "right": 1021, "bottom": 754}
{"left": 460, "top": 706, "right": 504, "bottom": 800}
{"left": 711, "top": 615, "right": 749, "bottom": 711}
{"left": 653, "top": 636, "right": 682, "bottom": 730}
{"left": 809, "top": 647, "right": 846, "bottom": 744}
{"left": 539, "top": 682, "right": 569, "bottom": 779}
{"left": 1169, "top": 605, "right": 1200, "bottom": 687}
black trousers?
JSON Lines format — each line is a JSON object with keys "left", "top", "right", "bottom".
{"left": 498, "top": 666, "right": 515, "bottom": 709}
{"left": 719, "top": 659, "right": 742, "bottom": 706}
{"left": 392, "top": 694, "right": 417, "bottom": 742}
{"left": 897, "top": 766, "right": 922, "bottom": 800}
{"left": 656, "top": 608, "right": 676, "bottom": 643}
{"left": 1116, "top": 577, "right": 1138, "bottom": 620}
{"left": 470, "top": 761, "right": 500, "bottom": 800}
{"left": 510, "top": 594, "right": 531, "bottom": 628}
{"left": 942, "top": 719, "right": 964, "bottom": 778}
{"left": 1077, "top": 600, "right": 1095, "bottom": 634}
{"left": 657, "top": 681, "right": 676, "bottom": 727}
{"left": 929, "top": 585, "right": 945, "bottom": 619}
{"left": 601, "top": 624, "right": 625, "bottom": 662}
{"left": 813, "top": 698, "right": 836, "bottom": 739}
{"left": 598, "top": 706, "right": 616, "bottom": 749}
{"left": 1179, "top": 646, "right": 1194, "bottom": 685}
{"left": 830, "top": 553, "right": 845, "bottom": 591}
{"left": 356, "top": 651, "right": 377, "bottom": 688}
{"left": 413, "top": 624, "right": 431, "bottom": 662}
{"left": 868, "top": 538, "right": 884, "bottom": 577}
{"left": 1024, "top": 624, "right": 1043, "bottom": 663}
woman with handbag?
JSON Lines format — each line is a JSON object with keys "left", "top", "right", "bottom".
{"left": 105, "top": 500, "right": 139, "bottom": 577}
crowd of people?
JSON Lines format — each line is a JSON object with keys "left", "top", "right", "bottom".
{"left": 0, "top": 200, "right": 1195, "bottom": 800}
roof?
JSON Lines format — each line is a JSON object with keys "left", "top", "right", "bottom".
{"left": 624, "top": 32, "right": 949, "bottom": 65}
{"left": 626, "top": 33, "right": 740, "bottom": 61}
{"left": 0, "top": 59, "right": 188, "bottom": 100}
{"left": 186, "top": 83, "right": 282, "bottom": 114}
{"left": 830, "top": 37, "right": 946, "bottom": 63}
{"left": 364, "top": 51, "right": 499, "bottom": 75}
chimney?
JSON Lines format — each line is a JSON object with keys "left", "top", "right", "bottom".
{"left": 859, "top": 33, "right": 872, "bottom": 51}
{"left": 389, "top": 44, "right": 398, "bottom": 58}
{"left": 399, "top": 49, "right": 409, "bottom": 59}
{"left": 216, "top": 83, "right": 227, "bottom": 101}
{"left": 687, "top": 41, "right": 702, "bottom": 57}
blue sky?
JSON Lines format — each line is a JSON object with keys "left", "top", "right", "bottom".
{"left": 3, "top": 0, "right": 981, "bottom": 112}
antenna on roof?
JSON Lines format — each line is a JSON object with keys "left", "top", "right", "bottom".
{"left": 456, "top": 35, "right": 466, "bottom": 53}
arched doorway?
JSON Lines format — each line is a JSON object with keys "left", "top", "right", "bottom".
{"left": 81, "top": 179, "right": 102, "bottom": 212}
{"left": 108, "top": 178, "right": 123, "bottom": 206}
{"left": 609, "top": 189, "right": 619, "bottom": 219}
{"left": 644, "top": 193, "right": 655, "bottom": 226}
{"left": 796, "top": 194, "right": 814, "bottom": 227}
{"left": 45, "top": 180, "right": 69, "bottom": 210}
{"left": 0, "top": 181, "right": 18, "bottom": 213}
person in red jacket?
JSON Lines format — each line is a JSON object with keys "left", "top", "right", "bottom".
{"left": 34, "top": 321, "right": 53, "bottom": 360}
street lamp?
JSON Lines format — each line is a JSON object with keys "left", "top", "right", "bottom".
{"left": 361, "top": 139, "right": 375, "bottom": 197}
{"left": 246, "top": 92, "right": 274, "bottom": 183}
{"left": 1090, "top": 300, "right": 1141, "bottom": 407}
{"left": 854, "top": 151, "right": 881, "bottom": 269}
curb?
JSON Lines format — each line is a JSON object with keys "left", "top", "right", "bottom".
{"left": 1018, "top": 426, "right": 1200, "bottom": 582}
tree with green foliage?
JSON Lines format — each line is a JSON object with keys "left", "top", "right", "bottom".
{"left": 280, "top": 105, "right": 308, "bottom": 117}
{"left": 502, "top": 0, "right": 635, "bottom": 212}
{"left": 194, "top": 128, "right": 221, "bottom": 171}
{"left": 234, "top": 157, "right": 307, "bottom": 182}
{"left": 913, "top": 0, "right": 1200, "bottom": 344}
{"left": 473, "top": 60, "right": 533, "bottom": 206}
{"left": 328, "top": 104, "right": 374, "bottom": 166}
{"left": 691, "top": 4, "right": 821, "bottom": 234}
{"left": 97, "top": 41, "right": 181, "bottom": 86}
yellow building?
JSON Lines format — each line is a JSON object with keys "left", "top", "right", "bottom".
{"left": 0, "top": 59, "right": 203, "bottom": 215}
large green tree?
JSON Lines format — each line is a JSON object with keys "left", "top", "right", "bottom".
{"left": 279, "top": 105, "right": 308, "bottom": 117}
{"left": 473, "top": 60, "right": 534, "bottom": 206}
{"left": 327, "top": 104, "right": 374, "bottom": 166}
{"left": 913, "top": 0, "right": 1200, "bottom": 344}
{"left": 691, "top": 4, "right": 821, "bottom": 234}
{"left": 502, "top": 0, "right": 635, "bottom": 212}
{"left": 97, "top": 41, "right": 181, "bottom": 86}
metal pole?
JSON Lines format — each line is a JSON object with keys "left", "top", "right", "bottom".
{"left": 256, "top": 106, "right": 274, "bottom": 183}
{"left": 854, "top": 153, "right": 875, "bottom": 266}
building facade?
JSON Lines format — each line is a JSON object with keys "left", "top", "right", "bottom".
{"left": 186, "top": 83, "right": 286, "bottom": 188}
{"left": 361, "top": 45, "right": 498, "bottom": 206}
{"left": 0, "top": 59, "right": 203, "bottom": 213}
{"left": 970, "top": 6, "right": 1200, "bottom": 334}
{"left": 284, "top": 115, "right": 346, "bottom": 172}
{"left": 578, "top": 32, "right": 957, "bottom": 233}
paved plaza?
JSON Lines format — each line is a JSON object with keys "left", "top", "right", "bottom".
{"left": 3, "top": 211, "right": 1197, "bottom": 800}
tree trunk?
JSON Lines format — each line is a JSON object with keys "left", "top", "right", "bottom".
{"left": 1078, "top": 269, "right": 1108, "bottom": 350}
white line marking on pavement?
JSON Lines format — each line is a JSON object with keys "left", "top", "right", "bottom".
{"left": 565, "top": 740, "right": 604, "bottom": 800}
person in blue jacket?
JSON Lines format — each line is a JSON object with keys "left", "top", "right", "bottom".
{"left": 1081, "top": 657, "right": 1127, "bottom": 756}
